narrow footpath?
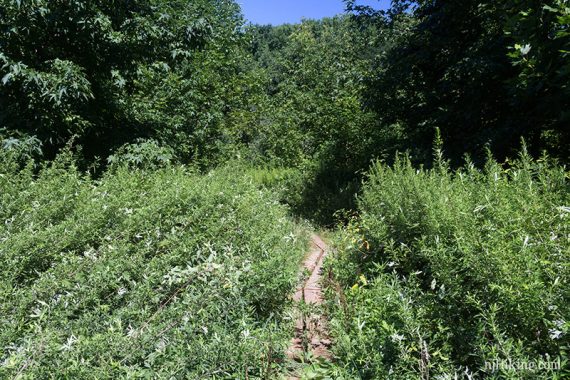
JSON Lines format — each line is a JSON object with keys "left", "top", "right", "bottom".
{"left": 286, "top": 234, "right": 332, "bottom": 379}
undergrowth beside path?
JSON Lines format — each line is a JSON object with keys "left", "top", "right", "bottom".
{"left": 0, "top": 154, "right": 308, "bottom": 379}
{"left": 326, "top": 148, "right": 570, "bottom": 379}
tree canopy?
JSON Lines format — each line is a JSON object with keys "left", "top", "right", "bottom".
{"left": 0, "top": 0, "right": 245, "bottom": 164}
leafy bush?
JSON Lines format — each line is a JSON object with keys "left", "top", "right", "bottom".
{"left": 0, "top": 0, "right": 248, "bottom": 164}
{"left": 0, "top": 153, "right": 307, "bottom": 378}
{"left": 107, "top": 139, "right": 175, "bottom": 171}
{"left": 1, "top": 134, "right": 42, "bottom": 170}
{"left": 327, "top": 147, "right": 570, "bottom": 379}
{"left": 348, "top": 0, "right": 570, "bottom": 165}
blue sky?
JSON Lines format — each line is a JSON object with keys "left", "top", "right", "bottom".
{"left": 239, "top": 0, "right": 390, "bottom": 25}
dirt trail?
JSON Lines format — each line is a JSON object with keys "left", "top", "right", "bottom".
{"left": 286, "top": 234, "right": 332, "bottom": 378}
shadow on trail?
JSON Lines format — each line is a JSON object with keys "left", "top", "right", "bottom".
{"left": 287, "top": 164, "right": 362, "bottom": 228}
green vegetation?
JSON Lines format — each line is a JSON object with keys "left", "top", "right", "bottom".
{"left": 0, "top": 0, "right": 248, "bottom": 165}
{"left": 1, "top": 0, "right": 569, "bottom": 378}
{"left": 0, "top": 151, "right": 307, "bottom": 378}
{"left": 349, "top": 0, "right": 570, "bottom": 164}
{"left": 327, "top": 145, "right": 569, "bottom": 378}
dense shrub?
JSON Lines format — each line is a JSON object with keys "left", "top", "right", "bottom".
{"left": 107, "top": 139, "right": 175, "bottom": 171}
{"left": 327, "top": 147, "right": 570, "bottom": 379}
{"left": 0, "top": 153, "right": 307, "bottom": 378}
{"left": 0, "top": 135, "right": 43, "bottom": 170}
{"left": 347, "top": 0, "right": 570, "bottom": 165}
{"left": 0, "top": 0, "right": 249, "bottom": 165}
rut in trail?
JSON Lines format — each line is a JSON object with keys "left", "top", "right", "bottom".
{"left": 286, "top": 234, "right": 332, "bottom": 377}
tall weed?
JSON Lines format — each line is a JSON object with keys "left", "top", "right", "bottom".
{"left": 327, "top": 148, "right": 569, "bottom": 379}
{"left": 0, "top": 153, "right": 307, "bottom": 378}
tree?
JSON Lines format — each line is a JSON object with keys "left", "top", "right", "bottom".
{"left": 505, "top": 0, "right": 570, "bottom": 159}
{"left": 347, "top": 0, "right": 570, "bottom": 164}
{"left": 0, "top": 0, "right": 246, "bottom": 164}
